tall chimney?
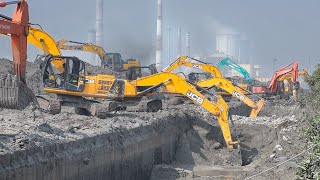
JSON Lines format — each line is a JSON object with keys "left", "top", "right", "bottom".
{"left": 186, "top": 32, "right": 190, "bottom": 56}
{"left": 96, "top": 0, "right": 103, "bottom": 66}
{"left": 177, "top": 27, "right": 181, "bottom": 58}
{"left": 156, "top": 0, "right": 163, "bottom": 71}
{"left": 167, "top": 25, "right": 171, "bottom": 65}
{"left": 88, "top": 29, "right": 96, "bottom": 65}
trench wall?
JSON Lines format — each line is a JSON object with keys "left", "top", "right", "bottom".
{"left": 0, "top": 116, "right": 190, "bottom": 180}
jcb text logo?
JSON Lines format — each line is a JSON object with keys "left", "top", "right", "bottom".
{"left": 0, "top": 24, "right": 10, "bottom": 30}
{"left": 232, "top": 91, "right": 245, "bottom": 101}
{"left": 186, "top": 91, "right": 204, "bottom": 105}
{"left": 192, "top": 64, "right": 203, "bottom": 69}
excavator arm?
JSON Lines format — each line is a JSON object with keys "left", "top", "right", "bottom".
{"left": 0, "top": 0, "right": 29, "bottom": 82}
{"left": 2, "top": 25, "right": 65, "bottom": 72}
{"left": 268, "top": 61, "right": 299, "bottom": 93}
{"left": 163, "top": 56, "right": 223, "bottom": 78}
{"left": 57, "top": 39, "right": 111, "bottom": 67}
{"left": 27, "top": 27, "right": 64, "bottom": 72}
{"left": 197, "top": 77, "right": 264, "bottom": 117}
{"left": 0, "top": 0, "right": 37, "bottom": 110}
{"left": 163, "top": 56, "right": 264, "bottom": 118}
{"left": 130, "top": 72, "right": 238, "bottom": 150}
{"left": 278, "top": 69, "right": 308, "bottom": 82}
{"left": 217, "top": 58, "right": 252, "bottom": 84}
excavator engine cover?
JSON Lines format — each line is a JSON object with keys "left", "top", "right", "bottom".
{"left": 0, "top": 75, "right": 34, "bottom": 110}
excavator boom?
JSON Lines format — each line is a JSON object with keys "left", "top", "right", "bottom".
{"left": 217, "top": 58, "right": 252, "bottom": 84}
{"left": 163, "top": 56, "right": 264, "bottom": 118}
{"left": 0, "top": 0, "right": 29, "bottom": 82}
{"left": 268, "top": 61, "right": 299, "bottom": 93}
{"left": 0, "top": 0, "right": 37, "bottom": 110}
{"left": 130, "top": 72, "right": 239, "bottom": 150}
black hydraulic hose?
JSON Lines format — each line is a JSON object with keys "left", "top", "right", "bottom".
{"left": 5, "top": 1, "right": 20, "bottom": 5}
{"left": 0, "top": 14, "right": 12, "bottom": 21}
{"left": 189, "top": 57, "right": 209, "bottom": 64}
{"left": 29, "top": 23, "right": 43, "bottom": 30}
{"left": 186, "top": 80, "right": 218, "bottom": 98}
{"left": 68, "top": 40, "right": 87, "bottom": 45}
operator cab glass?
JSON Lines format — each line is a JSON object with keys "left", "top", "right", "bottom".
{"left": 42, "top": 55, "right": 86, "bottom": 92}
{"left": 105, "top": 53, "right": 123, "bottom": 70}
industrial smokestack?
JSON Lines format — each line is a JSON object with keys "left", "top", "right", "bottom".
{"left": 156, "top": 0, "right": 163, "bottom": 71}
{"left": 88, "top": 29, "right": 96, "bottom": 65}
{"left": 177, "top": 27, "right": 181, "bottom": 58}
{"left": 96, "top": 0, "right": 103, "bottom": 66}
{"left": 186, "top": 32, "right": 190, "bottom": 56}
{"left": 167, "top": 25, "right": 171, "bottom": 65}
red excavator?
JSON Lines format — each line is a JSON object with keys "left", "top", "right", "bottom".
{"left": 0, "top": 0, "right": 36, "bottom": 109}
{"left": 252, "top": 61, "right": 299, "bottom": 99}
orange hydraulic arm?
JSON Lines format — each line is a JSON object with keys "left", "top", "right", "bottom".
{"left": 0, "top": 0, "right": 29, "bottom": 83}
{"left": 268, "top": 61, "right": 299, "bottom": 93}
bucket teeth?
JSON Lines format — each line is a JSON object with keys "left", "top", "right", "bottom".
{"left": 0, "top": 75, "right": 35, "bottom": 110}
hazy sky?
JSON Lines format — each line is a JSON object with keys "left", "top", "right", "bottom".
{"left": 1, "top": 0, "right": 320, "bottom": 76}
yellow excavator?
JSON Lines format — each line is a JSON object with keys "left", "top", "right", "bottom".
{"left": 162, "top": 56, "right": 265, "bottom": 118}
{"left": 57, "top": 39, "right": 141, "bottom": 70}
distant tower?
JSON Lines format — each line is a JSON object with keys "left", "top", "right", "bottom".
{"left": 156, "top": 0, "right": 163, "bottom": 70}
{"left": 96, "top": 0, "right": 103, "bottom": 66}
{"left": 88, "top": 29, "right": 96, "bottom": 65}
{"left": 186, "top": 32, "right": 190, "bottom": 56}
{"left": 177, "top": 27, "right": 181, "bottom": 58}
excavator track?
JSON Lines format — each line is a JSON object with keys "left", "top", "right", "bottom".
{"left": 90, "top": 102, "right": 112, "bottom": 119}
{"left": 126, "top": 99, "right": 162, "bottom": 112}
{"left": 36, "top": 95, "right": 61, "bottom": 115}
{"left": 0, "top": 75, "right": 33, "bottom": 110}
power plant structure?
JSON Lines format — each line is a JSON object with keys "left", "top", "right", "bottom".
{"left": 96, "top": 0, "right": 103, "bottom": 66}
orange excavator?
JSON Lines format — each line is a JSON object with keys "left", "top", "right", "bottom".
{"left": 0, "top": 0, "right": 37, "bottom": 109}
{"left": 252, "top": 61, "right": 299, "bottom": 99}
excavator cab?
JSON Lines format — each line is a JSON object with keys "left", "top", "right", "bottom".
{"left": 125, "top": 64, "right": 157, "bottom": 80}
{"left": 188, "top": 72, "right": 212, "bottom": 83}
{"left": 105, "top": 53, "right": 123, "bottom": 70}
{"left": 42, "top": 55, "right": 86, "bottom": 92}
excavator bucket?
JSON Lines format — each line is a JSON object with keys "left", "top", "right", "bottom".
{"left": 249, "top": 99, "right": 265, "bottom": 118}
{"left": 0, "top": 75, "right": 34, "bottom": 110}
